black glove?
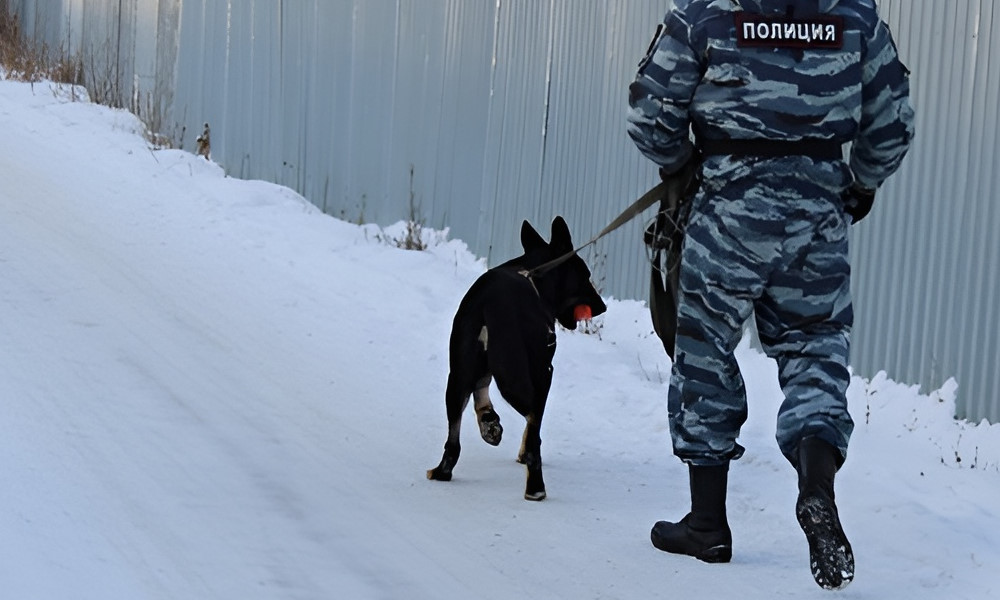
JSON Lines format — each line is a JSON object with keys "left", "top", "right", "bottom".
{"left": 645, "top": 153, "right": 701, "bottom": 250}
{"left": 658, "top": 151, "right": 702, "bottom": 198}
{"left": 842, "top": 183, "right": 876, "bottom": 223}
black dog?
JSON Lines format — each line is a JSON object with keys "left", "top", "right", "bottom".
{"left": 427, "top": 216, "right": 607, "bottom": 500}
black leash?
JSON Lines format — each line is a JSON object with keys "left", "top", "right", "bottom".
{"left": 526, "top": 180, "right": 671, "bottom": 277}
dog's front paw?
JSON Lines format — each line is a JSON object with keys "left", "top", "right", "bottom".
{"left": 524, "top": 489, "right": 547, "bottom": 501}
{"left": 524, "top": 473, "right": 546, "bottom": 501}
{"left": 478, "top": 411, "right": 503, "bottom": 446}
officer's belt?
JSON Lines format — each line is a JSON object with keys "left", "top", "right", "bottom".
{"left": 699, "top": 138, "right": 843, "bottom": 160}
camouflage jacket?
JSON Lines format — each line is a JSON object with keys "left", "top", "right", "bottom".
{"left": 627, "top": 0, "right": 914, "bottom": 190}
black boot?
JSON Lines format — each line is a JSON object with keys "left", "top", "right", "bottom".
{"left": 796, "top": 437, "right": 854, "bottom": 590}
{"left": 650, "top": 463, "right": 732, "bottom": 563}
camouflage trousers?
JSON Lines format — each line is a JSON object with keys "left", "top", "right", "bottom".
{"left": 668, "top": 170, "right": 855, "bottom": 467}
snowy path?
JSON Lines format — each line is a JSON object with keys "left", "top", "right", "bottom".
{"left": 0, "top": 80, "right": 996, "bottom": 599}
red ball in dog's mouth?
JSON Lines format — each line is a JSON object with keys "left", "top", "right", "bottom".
{"left": 573, "top": 304, "right": 593, "bottom": 321}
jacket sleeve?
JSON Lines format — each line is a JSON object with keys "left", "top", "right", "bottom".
{"left": 849, "top": 18, "right": 915, "bottom": 189}
{"left": 626, "top": 3, "right": 702, "bottom": 175}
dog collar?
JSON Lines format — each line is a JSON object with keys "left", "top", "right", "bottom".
{"left": 517, "top": 269, "right": 542, "bottom": 298}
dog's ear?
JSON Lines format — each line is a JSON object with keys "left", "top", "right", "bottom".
{"left": 521, "top": 220, "right": 547, "bottom": 251}
{"left": 550, "top": 216, "right": 574, "bottom": 253}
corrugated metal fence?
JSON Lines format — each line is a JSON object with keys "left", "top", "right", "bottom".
{"left": 852, "top": 0, "right": 1000, "bottom": 424}
{"left": 6, "top": 0, "right": 999, "bottom": 423}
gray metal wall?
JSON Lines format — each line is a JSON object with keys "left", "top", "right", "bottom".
{"left": 7, "top": 0, "right": 999, "bottom": 424}
{"left": 162, "top": 0, "right": 664, "bottom": 305}
{"left": 851, "top": 0, "right": 1000, "bottom": 424}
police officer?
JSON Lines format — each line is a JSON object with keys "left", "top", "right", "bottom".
{"left": 626, "top": 0, "right": 914, "bottom": 590}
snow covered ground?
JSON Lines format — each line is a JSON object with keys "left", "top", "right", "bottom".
{"left": 1, "top": 78, "right": 997, "bottom": 599}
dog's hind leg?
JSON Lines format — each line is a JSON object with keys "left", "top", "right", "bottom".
{"left": 473, "top": 376, "right": 503, "bottom": 446}
{"left": 427, "top": 374, "right": 470, "bottom": 482}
